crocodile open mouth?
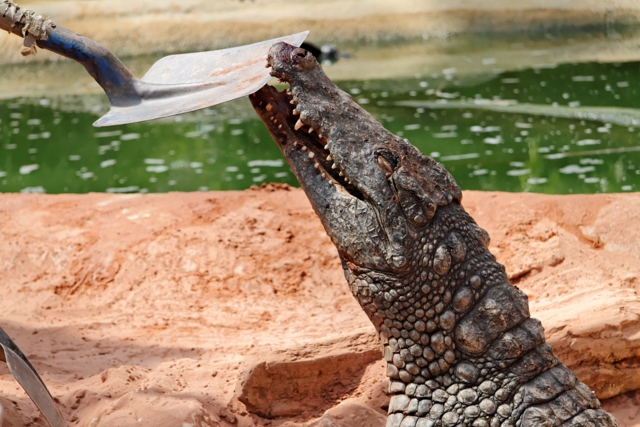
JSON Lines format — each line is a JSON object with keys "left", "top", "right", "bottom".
{"left": 250, "top": 84, "right": 365, "bottom": 201}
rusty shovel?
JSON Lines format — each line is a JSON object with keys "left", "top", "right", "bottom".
{"left": 0, "top": 0, "right": 307, "bottom": 127}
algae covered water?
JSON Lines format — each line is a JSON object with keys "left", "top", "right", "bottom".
{"left": 1, "top": 35, "right": 640, "bottom": 194}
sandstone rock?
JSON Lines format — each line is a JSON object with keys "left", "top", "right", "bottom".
{"left": 237, "top": 333, "right": 381, "bottom": 418}
{"left": 306, "top": 401, "right": 386, "bottom": 427}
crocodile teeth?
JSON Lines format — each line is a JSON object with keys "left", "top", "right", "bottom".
{"left": 308, "top": 128, "right": 315, "bottom": 134}
{"left": 293, "top": 141, "right": 298, "bottom": 147}
{"left": 308, "top": 152, "right": 315, "bottom": 159}
{"left": 327, "top": 155, "right": 333, "bottom": 161}
{"left": 339, "top": 171, "right": 344, "bottom": 176}
{"left": 278, "top": 125, "right": 282, "bottom": 129}
{"left": 324, "top": 144, "right": 330, "bottom": 150}
{"left": 301, "top": 145, "right": 308, "bottom": 151}
{"left": 293, "top": 109, "right": 300, "bottom": 116}
{"left": 266, "top": 103, "right": 273, "bottom": 112}
{"left": 269, "top": 116, "right": 275, "bottom": 122}
{"left": 332, "top": 163, "right": 338, "bottom": 169}
{"left": 321, "top": 172, "right": 326, "bottom": 179}
{"left": 290, "top": 100, "right": 296, "bottom": 105}
{"left": 273, "top": 119, "right": 278, "bottom": 124}
{"left": 295, "top": 120, "right": 304, "bottom": 130}
{"left": 314, "top": 163, "right": 320, "bottom": 169}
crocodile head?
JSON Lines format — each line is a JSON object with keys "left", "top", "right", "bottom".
{"left": 250, "top": 42, "right": 461, "bottom": 277}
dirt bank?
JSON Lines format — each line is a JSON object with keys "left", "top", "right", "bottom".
{"left": 4, "top": 0, "right": 640, "bottom": 100}
{"left": 2, "top": 0, "right": 640, "bottom": 65}
{"left": 0, "top": 187, "right": 638, "bottom": 426}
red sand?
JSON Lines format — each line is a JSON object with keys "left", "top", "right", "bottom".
{"left": 0, "top": 186, "right": 638, "bottom": 426}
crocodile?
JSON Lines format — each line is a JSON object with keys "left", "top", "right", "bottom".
{"left": 249, "top": 42, "right": 618, "bottom": 427}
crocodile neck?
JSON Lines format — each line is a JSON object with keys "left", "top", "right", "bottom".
{"left": 344, "top": 202, "right": 562, "bottom": 426}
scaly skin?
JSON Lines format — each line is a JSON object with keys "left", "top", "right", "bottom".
{"left": 249, "top": 42, "right": 618, "bottom": 427}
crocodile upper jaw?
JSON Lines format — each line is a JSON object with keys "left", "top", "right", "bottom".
{"left": 250, "top": 84, "right": 398, "bottom": 272}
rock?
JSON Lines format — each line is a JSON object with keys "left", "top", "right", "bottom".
{"left": 306, "top": 401, "right": 386, "bottom": 427}
{"left": 237, "top": 333, "right": 381, "bottom": 418}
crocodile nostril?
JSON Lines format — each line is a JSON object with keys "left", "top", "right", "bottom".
{"left": 292, "top": 48, "right": 307, "bottom": 59}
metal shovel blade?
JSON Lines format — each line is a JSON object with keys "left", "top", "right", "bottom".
{"left": 1, "top": 2, "right": 306, "bottom": 127}
{"left": 0, "top": 328, "right": 68, "bottom": 427}
{"left": 94, "top": 31, "right": 308, "bottom": 127}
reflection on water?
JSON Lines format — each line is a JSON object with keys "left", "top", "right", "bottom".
{"left": 1, "top": 36, "right": 640, "bottom": 194}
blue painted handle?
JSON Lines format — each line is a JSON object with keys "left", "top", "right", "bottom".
{"left": 38, "top": 25, "right": 139, "bottom": 107}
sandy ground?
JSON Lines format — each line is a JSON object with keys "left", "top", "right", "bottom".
{"left": 26, "top": 0, "right": 640, "bottom": 50}
{"left": 2, "top": 0, "right": 640, "bottom": 65}
{"left": 0, "top": 186, "right": 639, "bottom": 426}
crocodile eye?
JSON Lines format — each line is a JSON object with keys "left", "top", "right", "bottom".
{"left": 375, "top": 151, "right": 398, "bottom": 178}
{"left": 377, "top": 156, "right": 393, "bottom": 178}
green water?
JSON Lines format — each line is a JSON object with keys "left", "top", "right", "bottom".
{"left": 1, "top": 38, "right": 640, "bottom": 194}
{"left": 0, "top": 98, "right": 283, "bottom": 193}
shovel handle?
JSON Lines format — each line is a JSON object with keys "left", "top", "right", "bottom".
{"left": 1, "top": 1, "right": 138, "bottom": 106}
